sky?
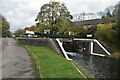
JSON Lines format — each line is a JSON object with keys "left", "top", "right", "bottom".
{"left": 0, "top": 0, "right": 119, "bottom": 32}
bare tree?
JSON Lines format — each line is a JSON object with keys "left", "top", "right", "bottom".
{"left": 73, "top": 12, "right": 97, "bottom": 21}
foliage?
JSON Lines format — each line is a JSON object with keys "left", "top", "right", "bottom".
{"left": 34, "top": 27, "right": 42, "bottom": 33}
{"left": 93, "top": 21, "right": 120, "bottom": 52}
{"left": 14, "top": 29, "right": 25, "bottom": 36}
{"left": 95, "top": 23, "right": 117, "bottom": 44}
{"left": 102, "top": 1, "right": 119, "bottom": 17}
{"left": 35, "top": 1, "right": 73, "bottom": 34}
{"left": 27, "top": 25, "right": 36, "bottom": 31}
{"left": 87, "top": 25, "right": 97, "bottom": 35}
{"left": 113, "top": 2, "right": 120, "bottom": 40}
{"left": 113, "top": 1, "right": 120, "bottom": 16}
{"left": 0, "top": 14, "right": 11, "bottom": 37}
{"left": 102, "top": 16, "right": 111, "bottom": 24}
{"left": 57, "top": 19, "right": 74, "bottom": 35}
{"left": 72, "top": 26, "right": 87, "bottom": 35}
{"left": 111, "top": 2, "right": 120, "bottom": 51}
{"left": 97, "top": 2, "right": 120, "bottom": 52}
{"left": 101, "top": 2, "right": 119, "bottom": 24}
{"left": 107, "top": 52, "right": 120, "bottom": 58}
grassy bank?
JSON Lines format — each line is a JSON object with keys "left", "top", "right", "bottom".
{"left": 71, "top": 61, "right": 95, "bottom": 79}
{"left": 106, "top": 52, "right": 120, "bottom": 58}
{"left": 24, "top": 45, "right": 85, "bottom": 78}
{"left": 97, "top": 39, "right": 120, "bottom": 59}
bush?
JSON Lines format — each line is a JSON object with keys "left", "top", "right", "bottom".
{"left": 95, "top": 23, "right": 117, "bottom": 44}
{"left": 87, "top": 25, "right": 97, "bottom": 35}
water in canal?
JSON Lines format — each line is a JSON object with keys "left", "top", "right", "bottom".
{"left": 69, "top": 53, "right": 120, "bottom": 79}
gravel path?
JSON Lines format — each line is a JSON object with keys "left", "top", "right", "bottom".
{"left": 1, "top": 38, "right": 35, "bottom": 78}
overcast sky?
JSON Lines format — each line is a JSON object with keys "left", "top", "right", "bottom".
{"left": 0, "top": 0, "right": 119, "bottom": 32}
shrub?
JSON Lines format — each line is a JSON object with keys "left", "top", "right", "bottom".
{"left": 95, "top": 23, "right": 117, "bottom": 44}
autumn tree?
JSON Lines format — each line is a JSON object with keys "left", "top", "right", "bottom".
{"left": 35, "top": 1, "right": 73, "bottom": 34}
{"left": 95, "top": 23, "right": 117, "bottom": 43}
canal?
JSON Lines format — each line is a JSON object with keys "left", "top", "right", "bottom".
{"left": 69, "top": 53, "right": 120, "bottom": 79}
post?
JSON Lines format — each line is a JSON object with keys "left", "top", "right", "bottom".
{"left": 90, "top": 41, "right": 93, "bottom": 54}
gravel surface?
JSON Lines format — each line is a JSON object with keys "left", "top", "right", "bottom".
{"left": 1, "top": 38, "right": 35, "bottom": 78}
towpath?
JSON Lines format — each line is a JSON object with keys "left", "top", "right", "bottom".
{"left": 1, "top": 38, "right": 35, "bottom": 78}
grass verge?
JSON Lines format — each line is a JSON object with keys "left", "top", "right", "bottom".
{"left": 71, "top": 61, "right": 95, "bottom": 79}
{"left": 106, "top": 52, "right": 120, "bottom": 58}
{"left": 23, "top": 45, "right": 85, "bottom": 78}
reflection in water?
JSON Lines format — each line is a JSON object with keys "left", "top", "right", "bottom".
{"left": 70, "top": 53, "right": 120, "bottom": 79}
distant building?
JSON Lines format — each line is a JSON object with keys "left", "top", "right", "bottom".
{"left": 74, "top": 16, "right": 117, "bottom": 26}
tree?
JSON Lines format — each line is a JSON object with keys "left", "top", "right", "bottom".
{"left": 14, "top": 29, "right": 25, "bottom": 36}
{"left": 35, "top": 1, "right": 73, "bottom": 34}
{"left": 112, "top": 1, "right": 120, "bottom": 16}
{"left": 57, "top": 19, "right": 74, "bottom": 35}
{"left": 102, "top": 16, "right": 111, "bottom": 24}
{"left": 26, "top": 25, "right": 36, "bottom": 31}
{"left": 112, "top": 2, "right": 120, "bottom": 39}
{"left": 106, "top": 11, "right": 112, "bottom": 17}
{"left": 87, "top": 25, "right": 97, "bottom": 35}
{"left": 97, "top": 11, "right": 106, "bottom": 18}
{"left": 101, "top": 7, "right": 113, "bottom": 24}
{"left": 95, "top": 23, "right": 117, "bottom": 44}
{"left": 0, "top": 14, "right": 11, "bottom": 37}
{"left": 72, "top": 26, "right": 87, "bottom": 35}
{"left": 105, "top": 6, "right": 114, "bottom": 16}
{"left": 73, "top": 12, "right": 97, "bottom": 21}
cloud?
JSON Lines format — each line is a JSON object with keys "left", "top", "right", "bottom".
{"left": 1, "top": 1, "right": 37, "bottom": 32}
{"left": 1, "top": 0, "right": 119, "bottom": 32}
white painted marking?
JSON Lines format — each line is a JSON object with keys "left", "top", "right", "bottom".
{"left": 87, "top": 34, "right": 92, "bottom": 37}
{"left": 74, "top": 38, "right": 111, "bottom": 56}
{"left": 66, "top": 52, "right": 77, "bottom": 56}
{"left": 90, "top": 41, "right": 105, "bottom": 57}
{"left": 71, "top": 62, "right": 87, "bottom": 78}
{"left": 90, "top": 41, "right": 93, "bottom": 54}
{"left": 56, "top": 38, "right": 72, "bottom": 60}
{"left": 94, "top": 40, "right": 111, "bottom": 55}
{"left": 26, "top": 30, "right": 34, "bottom": 34}
{"left": 91, "top": 53, "right": 105, "bottom": 57}
{"left": 74, "top": 38, "right": 94, "bottom": 41}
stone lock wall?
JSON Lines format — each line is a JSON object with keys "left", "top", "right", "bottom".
{"left": 18, "top": 38, "right": 62, "bottom": 56}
